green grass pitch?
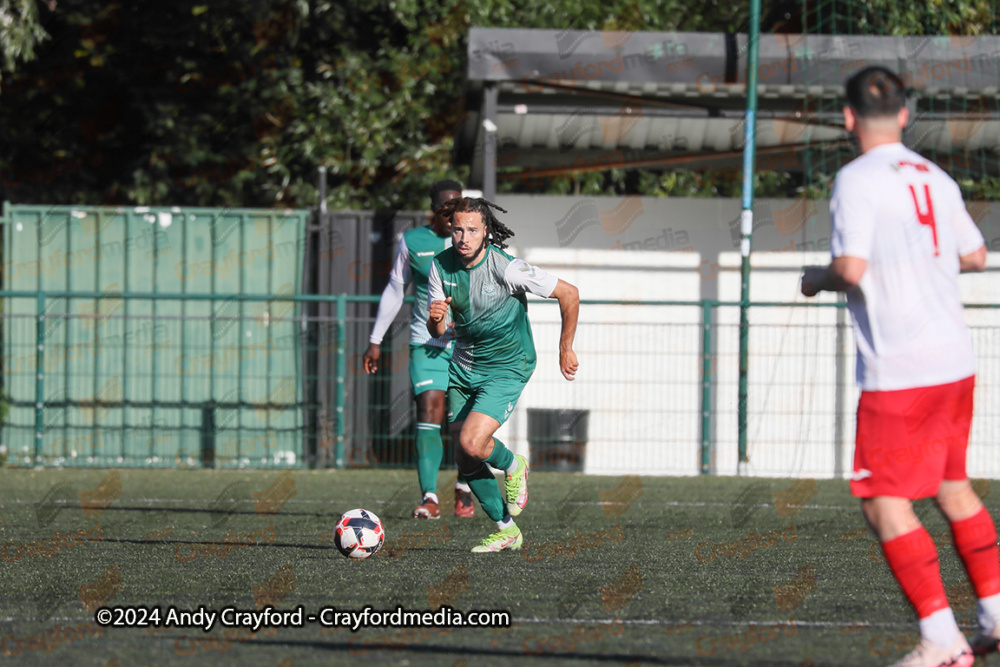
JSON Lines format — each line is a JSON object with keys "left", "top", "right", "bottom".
{"left": 0, "top": 468, "right": 995, "bottom": 666}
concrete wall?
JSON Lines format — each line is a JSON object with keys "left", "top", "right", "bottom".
{"left": 488, "top": 195, "right": 1000, "bottom": 478}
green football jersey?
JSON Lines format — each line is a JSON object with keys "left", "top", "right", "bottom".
{"left": 402, "top": 226, "right": 451, "bottom": 346}
{"left": 370, "top": 225, "right": 452, "bottom": 348}
{"left": 428, "top": 244, "right": 558, "bottom": 378}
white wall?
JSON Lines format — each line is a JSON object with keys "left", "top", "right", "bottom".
{"left": 490, "top": 195, "right": 1000, "bottom": 478}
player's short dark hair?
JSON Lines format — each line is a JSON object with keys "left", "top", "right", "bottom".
{"left": 845, "top": 67, "right": 907, "bottom": 119}
{"left": 430, "top": 179, "right": 463, "bottom": 209}
{"left": 439, "top": 197, "right": 515, "bottom": 250}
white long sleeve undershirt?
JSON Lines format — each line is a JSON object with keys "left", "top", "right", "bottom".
{"left": 369, "top": 236, "right": 410, "bottom": 345}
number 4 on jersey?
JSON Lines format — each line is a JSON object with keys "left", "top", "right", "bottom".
{"left": 907, "top": 184, "right": 939, "bottom": 257}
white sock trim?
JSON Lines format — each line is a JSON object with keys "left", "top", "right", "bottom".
{"left": 422, "top": 492, "right": 439, "bottom": 504}
{"left": 920, "top": 607, "right": 960, "bottom": 649}
{"left": 978, "top": 593, "right": 1000, "bottom": 634}
{"left": 504, "top": 457, "right": 520, "bottom": 475}
{"left": 454, "top": 483, "right": 471, "bottom": 492}
{"left": 497, "top": 516, "right": 514, "bottom": 530}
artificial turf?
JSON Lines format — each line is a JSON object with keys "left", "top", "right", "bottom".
{"left": 0, "top": 467, "right": 994, "bottom": 666}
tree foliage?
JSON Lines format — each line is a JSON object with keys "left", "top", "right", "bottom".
{"left": 0, "top": 0, "right": 995, "bottom": 210}
{"left": 0, "top": 0, "right": 50, "bottom": 78}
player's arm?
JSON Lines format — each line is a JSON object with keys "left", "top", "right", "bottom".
{"left": 802, "top": 171, "right": 872, "bottom": 298}
{"left": 801, "top": 257, "right": 867, "bottom": 296}
{"left": 364, "top": 237, "right": 410, "bottom": 374}
{"left": 960, "top": 246, "right": 986, "bottom": 273}
{"left": 949, "top": 184, "right": 988, "bottom": 273}
{"left": 504, "top": 259, "right": 580, "bottom": 381}
{"left": 550, "top": 280, "right": 580, "bottom": 381}
{"left": 426, "top": 260, "right": 450, "bottom": 339}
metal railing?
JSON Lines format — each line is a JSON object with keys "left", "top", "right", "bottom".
{"left": 2, "top": 291, "right": 998, "bottom": 477}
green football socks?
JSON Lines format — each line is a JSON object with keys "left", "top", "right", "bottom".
{"left": 484, "top": 437, "right": 515, "bottom": 472}
{"left": 415, "top": 422, "right": 444, "bottom": 495}
{"left": 465, "top": 463, "right": 505, "bottom": 521}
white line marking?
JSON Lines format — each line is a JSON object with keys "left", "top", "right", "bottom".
{"left": 510, "top": 617, "right": 974, "bottom": 630}
{"left": 3, "top": 499, "right": 858, "bottom": 511}
{"left": 0, "top": 616, "right": 976, "bottom": 632}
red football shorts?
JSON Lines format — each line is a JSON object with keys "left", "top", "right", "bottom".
{"left": 850, "top": 375, "right": 975, "bottom": 499}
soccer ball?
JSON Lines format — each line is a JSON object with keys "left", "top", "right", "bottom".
{"left": 334, "top": 509, "right": 385, "bottom": 560}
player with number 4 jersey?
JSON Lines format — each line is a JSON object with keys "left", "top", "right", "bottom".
{"left": 801, "top": 67, "right": 992, "bottom": 667}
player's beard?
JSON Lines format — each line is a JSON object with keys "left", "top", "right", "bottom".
{"left": 457, "top": 232, "right": 489, "bottom": 265}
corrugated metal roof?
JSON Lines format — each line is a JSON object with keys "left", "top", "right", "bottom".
{"left": 458, "top": 29, "right": 1000, "bottom": 188}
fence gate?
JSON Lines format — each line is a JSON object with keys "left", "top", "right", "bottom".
{"left": 309, "top": 209, "right": 453, "bottom": 470}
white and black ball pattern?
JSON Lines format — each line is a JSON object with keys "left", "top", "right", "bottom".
{"left": 334, "top": 509, "right": 385, "bottom": 560}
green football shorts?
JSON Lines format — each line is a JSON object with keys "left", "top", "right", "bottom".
{"left": 447, "top": 363, "right": 530, "bottom": 425}
{"left": 409, "top": 343, "right": 452, "bottom": 395}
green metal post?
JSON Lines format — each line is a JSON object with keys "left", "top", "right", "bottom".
{"left": 121, "top": 210, "right": 129, "bottom": 463}
{"left": 700, "top": 300, "right": 713, "bottom": 474}
{"left": 738, "top": 0, "right": 763, "bottom": 475}
{"left": 335, "top": 293, "right": 346, "bottom": 468}
{"left": 151, "top": 211, "right": 159, "bottom": 462}
{"left": 209, "top": 213, "right": 217, "bottom": 461}
{"left": 34, "top": 292, "right": 47, "bottom": 465}
{"left": 181, "top": 214, "right": 188, "bottom": 462}
{"left": 238, "top": 213, "right": 246, "bottom": 460}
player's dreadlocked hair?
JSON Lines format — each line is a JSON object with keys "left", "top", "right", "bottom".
{"left": 440, "top": 197, "right": 516, "bottom": 250}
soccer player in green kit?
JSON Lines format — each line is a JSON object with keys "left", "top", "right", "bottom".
{"left": 427, "top": 198, "right": 580, "bottom": 552}
{"left": 363, "top": 179, "right": 475, "bottom": 520}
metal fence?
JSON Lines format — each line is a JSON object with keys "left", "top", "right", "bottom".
{"left": 0, "top": 202, "right": 312, "bottom": 466}
{"left": 2, "top": 290, "right": 307, "bottom": 468}
{"left": 2, "top": 291, "right": 998, "bottom": 477}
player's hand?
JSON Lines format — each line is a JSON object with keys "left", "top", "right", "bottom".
{"left": 800, "top": 267, "right": 826, "bottom": 298}
{"left": 362, "top": 343, "right": 380, "bottom": 374}
{"left": 559, "top": 348, "right": 579, "bottom": 381}
{"left": 429, "top": 297, "right": 452, "bottom": 323}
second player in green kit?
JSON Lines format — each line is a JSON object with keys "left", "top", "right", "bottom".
{"left": 427, "top": 197, "right": 580, "bottom": 552}
{"left": 364, "top": 180, "right": 475, "bottom": 520}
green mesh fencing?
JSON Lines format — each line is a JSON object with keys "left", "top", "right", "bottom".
{"left": 1, "top": 204, "right": 309, "bottom": 468}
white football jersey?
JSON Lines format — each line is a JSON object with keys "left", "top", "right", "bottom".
{"left": 830, "top": 142, "right": 984, "bottom": 391}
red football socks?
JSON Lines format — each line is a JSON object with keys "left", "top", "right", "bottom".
{"left": 951, "top": 507, "right": 1000, "bottom": 599}
{"left": 882, "top": 527, "right": 949, "bottom": 618}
